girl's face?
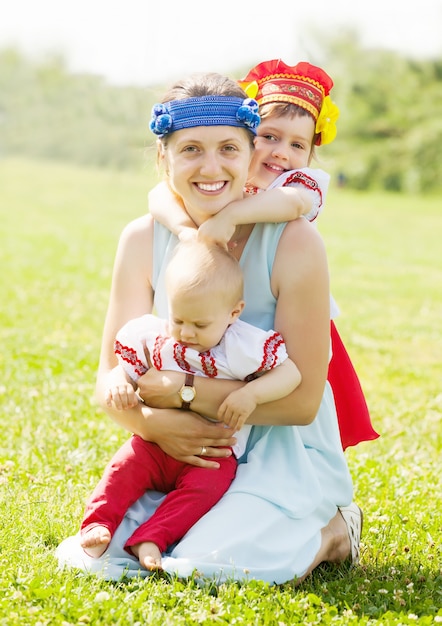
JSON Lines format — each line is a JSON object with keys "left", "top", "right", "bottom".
{"left": 162, "top": 126, "right": 253, "bottom": 227}
{"left": 247, "top": 114, "right": 315, "bottom": 189}
{"left": 168, "top": 290, "right": 244, "bottom": 354}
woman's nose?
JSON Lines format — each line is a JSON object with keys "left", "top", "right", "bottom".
{"left": 199, "top": 151, "right": 222, "bottom": 176}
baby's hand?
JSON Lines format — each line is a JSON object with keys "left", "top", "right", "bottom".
{"left": 105, "top": 384, "right": 139, "bottom": 411}
{"left": 217, "top": 389, "right": 257, "bottom": 431}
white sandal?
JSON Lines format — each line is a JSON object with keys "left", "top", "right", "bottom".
{"left": 339, "top": 503, "right": 363, "bottom": 565}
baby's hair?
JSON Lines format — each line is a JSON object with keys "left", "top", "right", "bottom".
{"left": 165, "top": 241, "right": 244, "bottom": 309}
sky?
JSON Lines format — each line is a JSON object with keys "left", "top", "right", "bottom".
{"left": 1, "top": 0, "right": 441, "bottom": 86}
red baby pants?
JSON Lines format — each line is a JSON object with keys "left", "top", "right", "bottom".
{"left": 81, "top": 435, "right": 237, "bottom": 554}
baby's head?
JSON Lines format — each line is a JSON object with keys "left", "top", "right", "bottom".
{"left": 165, "top": 241, "right": 245, "bottom": 353}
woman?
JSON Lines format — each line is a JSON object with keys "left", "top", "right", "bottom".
{"left": 56, "top": 71, "right": 360, "bottom": 584}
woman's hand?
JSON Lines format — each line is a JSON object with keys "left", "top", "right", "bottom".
{"left": 137, "top": 368, "right": 237, "bottom": 468}
{"left": 147, "top": 408, "right": 237, "bottom": 468}
{"left": 137, "top": 368, "right": 184, "bottom": 409}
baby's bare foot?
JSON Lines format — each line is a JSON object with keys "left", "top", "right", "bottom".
{"left": 80, "top": 525, "right": 111, "bottom": 558}
{"left": 132, "top": 541, "right": 163, "bottom": 571}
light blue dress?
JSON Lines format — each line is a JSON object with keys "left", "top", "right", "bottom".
{"left": 56, "top": 221, "right": 353, "bottom": 584}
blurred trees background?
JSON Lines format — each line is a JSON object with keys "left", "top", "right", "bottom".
{"left": 0, "top": 37, "right": 441, "bottom": 193}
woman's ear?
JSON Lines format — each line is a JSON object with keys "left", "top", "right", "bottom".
{"left": 158, "top": 141, "right": 170, "bottom": 175}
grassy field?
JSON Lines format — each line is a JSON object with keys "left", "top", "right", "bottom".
{"left": 0, "top": 158, "right": 440, "bottom": 625}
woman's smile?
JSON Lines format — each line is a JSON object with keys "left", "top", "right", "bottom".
{"left": 195, "top": 181, "right": 227, "bottom": 193}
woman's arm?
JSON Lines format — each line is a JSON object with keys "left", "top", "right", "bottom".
{"left": 148, "top": 181, "right": 197, "bottom": 241}
{"left": 140, "top": 218, "right": 331, "bottom": 426}
{"left": 96, "top": 213, "right": 236, "bottom": 467}
{"left": 216, "top": 357, "right": 302, "bottom": 431}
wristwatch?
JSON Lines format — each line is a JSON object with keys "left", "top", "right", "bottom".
{"left": 179, "top": 373, "right": 196, "bottom": 410}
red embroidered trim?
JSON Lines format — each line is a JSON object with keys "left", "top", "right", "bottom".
{"left": 244, "top": 185, "right": 259, "bottom": 195}
{"left": 152, "top": 335, "right": 168, "bottom": 371}
{"left": 173, "top": 343, "right": 194, "bottom": 373}
{"left": 114, "top": 340, "right": 147, "bottom": 378}
{"left": 283, "top": 171, "right": 322, "bottom": 208}
{"left": 200, "top": 351, "right": 217, "bottom": 378}
{"left": 257, "top": 332, "right": 285, "bottom": 373}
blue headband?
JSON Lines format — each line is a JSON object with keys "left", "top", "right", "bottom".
{"left": 149, "top": 96, "right": 260, "bottom": 137}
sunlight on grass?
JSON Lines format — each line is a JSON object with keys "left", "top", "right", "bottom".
{"left": 1, "top": 159, "right": 441, "bottom": 624}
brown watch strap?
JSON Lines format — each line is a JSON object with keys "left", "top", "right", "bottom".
{"left": 180, "top": 373, "right": 195, "bottom": 410}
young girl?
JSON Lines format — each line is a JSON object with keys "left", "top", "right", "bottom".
{"left": 80, "top": 241, "right": 300, "bottom": 571}
{"left": 149, "top": 59, "right": 379, "bottom": 450}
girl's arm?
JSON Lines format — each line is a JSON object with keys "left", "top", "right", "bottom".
{"left": 148, "top": 181, "right": 197, "bottom": 241}
{"left": 148, "top": 180, "right": 313, "bottom": 248}
{"left": 197, "top": 186, "right": 312, "bottom": 246}
{"left": 140, "top": 218, "right": 331, "bottom": 426}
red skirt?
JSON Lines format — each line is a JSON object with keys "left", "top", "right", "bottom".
{"left": 328, "top": 321, "right": 380, "bottom": 450}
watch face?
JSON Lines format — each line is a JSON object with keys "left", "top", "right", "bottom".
{"left": 181, "top": 387, "right": 195, "bottom": 402}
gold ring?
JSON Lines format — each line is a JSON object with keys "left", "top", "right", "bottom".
{"left": 200, "top": 446, "right": 207, "bottom": 455}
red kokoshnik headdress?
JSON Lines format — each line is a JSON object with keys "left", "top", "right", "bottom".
{"left": 239, "top": 59, "right": 339, "bottom": 145}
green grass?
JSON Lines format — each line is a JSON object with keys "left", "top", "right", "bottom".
{"left": 0, "top": 158, "right": 441, "bottom": 625}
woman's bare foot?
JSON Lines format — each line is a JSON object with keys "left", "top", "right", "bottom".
{"left": 80, "top": 525, "right": 111, "bottom": 558}
{"left": 294, "top": 510, "right": 351, "bottom": 584}
{"left": 131, "top": 541, "right": 163, "bottom": 571}
{"left": 325, "top": 509, "right": 352, "bottom": 563}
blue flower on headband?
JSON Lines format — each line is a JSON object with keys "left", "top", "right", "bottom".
{"left": 236, "top": 98, "right": 260, "bottom": 130}
{"left": 150, "top": 103, "right": 173, "bottom": 135}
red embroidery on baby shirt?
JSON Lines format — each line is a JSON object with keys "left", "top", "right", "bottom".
{"left": 115, "top": 340, "right": 147, "bottom": 378}
{"left": 200, "top": 351, "right": 218, "bottom": 378}
{"left": 257, "top": 332, "right": 285, "bottom": 372}
{"left": 173, "top": 343, "right": 193, "bottom": 373}
{"left": 152, "top": 335, "right": 168, "bottom": 371}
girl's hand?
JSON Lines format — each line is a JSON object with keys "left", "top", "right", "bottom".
{"left": 197, "top": 213, "right": 236, "bottom": 250}
{"left": 178, "top": 226, "right": 198, "bottom": 243}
